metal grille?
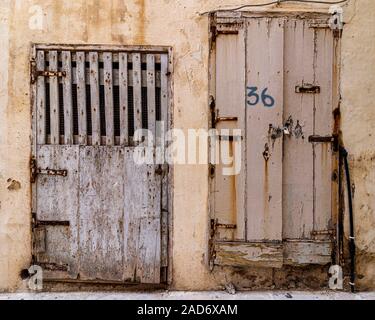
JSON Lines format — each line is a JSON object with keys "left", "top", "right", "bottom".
{"left": 36, "top": 49, "right": 168, "bottom": 146}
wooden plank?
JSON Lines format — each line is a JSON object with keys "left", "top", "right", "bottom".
{"left": 76, "top": 52, "right": 87, "bottom": 145}
{"left": 283, "top": 19, "right": 315, "bottom": 239}
{"left": 123, "top": 149, "right": 161, "bottom": 283}
{"left": 36, "top": 51, "right": 46, "bottom": 145}
{"left": 103, "top": 52, "right": 114, "bottom": 145}
{"left": 89, "top": 52, "right": 101, "bottom": 145}
{"left": 160, "top": 54, "right": 168, "bottom": 129}
{"left": 245, "top": 18, "right": 284, "bottom": 242}
{"left": 36, "top": 44, "right": 170, "bottom": 54}
{"left": 36, "top": 145, "right": 80, "bottom": 279}
{"left": 123, "top": 149, "right": 144, "bottom": 282}
{"left": 119, "top": 53, "right": 129, "bottom": 145}
{"left": 214, "top": 242, "right": 283, "bottom": 268}
{"left": 62, "top": 51, "right": 73, "bottom": 145}
{"left": 78, "top": 146, "right": 125, "bottom": 281}
{"left": 147, "top": 54, "right": 156, "bottom": 139}
{"left": 49, "top": 51, "right": 59, "bottom": 145}
{"left": 283, "top": 241, "right": 332, "bottom": 265}
{"left": 214, "top": 31, "right": 246, "bottom": 241}
{"left": 132, "top": 53, "right": 142, "bottom": 132}
{"left": 137, "top": 165, "right": 161, "bottom": 283}
{"left": 313, "top": 28, "right": 334, "bottom": 236}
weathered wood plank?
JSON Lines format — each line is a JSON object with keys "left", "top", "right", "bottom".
{"left": 132, "top": 53, "right": 142, "bottom": 132}
{"left": 119, "top": 53, "right": 129, "bottom": 145}
{"left": 283, "top": 19, "right": 315, "bottom": 239}
{"left": 36, "top": 145, "right": 80, "bottom": 279}
{"left": 314, "top": 28, "right": 334, "bottom": 236}
{"left": 160, "top": 54, "right": 168, "bottom": 129}
{"left": 78, "top": 146, "right": 125, "bottom": 281}
{"left": 76, "top": 52, "right": 87, "bottom": 145}
{"left": 214, "top": 242, "right": 283, "bottom": 268}
{"left": 49, "top": 51, "right": 59, "bottom": 145}
{"left": 36, "top": 51, "right": 46, "bottom": 145}
{"left": 245, "top": 18, "right": 284, "bottom": 241}
{"left": 123, "top": 149, "right": 161, "bottom": 283}
{"left": 89, "top": 52, "right": 101, "bottom": 145}
{"left": 123, "top": 149, "right": 144, "bottom": 282}
{"left": 214, "top": 31, "right": 246, "bottom": 241}
{"left": 104, "top": 52, "right": 114, "bottom": 145}
{"left": 147, "top": 54, "right": 156, "bottom": 139}
{"left": 62, "top": 51, "right": 73, "bottom": 145}
{"left": 137, "top": 165, "right": 161, "bottom": 283}
{"left": 283, "top": 241, "right": 332, "bottom": 265}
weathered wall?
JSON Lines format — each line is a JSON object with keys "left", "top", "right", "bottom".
{"left": 0, "top": 0, "right": 373, "bottom": 292}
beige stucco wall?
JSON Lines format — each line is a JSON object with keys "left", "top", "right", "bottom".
{"left": 0, "top": 0, "right": 373, "bottom": 292}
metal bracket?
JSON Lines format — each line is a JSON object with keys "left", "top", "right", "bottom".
{"left": 308, "top": 135, "right": 336, "bottom": 143}
{"left": 30, "top": 60, "right": 66, "bottom": 84}
{"left": 295, "top": 84, "right": 320, "bottom": 94}
{"left": 30, "top": 157, "right": 68, "bottom": 183}
{"left": 309, "top": 135, "right": 339, "bottom": 152}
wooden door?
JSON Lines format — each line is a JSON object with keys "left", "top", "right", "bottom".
{"left": 210, "top": 14, "right": 337, "bottom": 268}
{"left": 31, "top": 46, "right": 170, "bottom": 284}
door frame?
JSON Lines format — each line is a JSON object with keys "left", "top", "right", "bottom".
{"left": 207, "top": 11, "right": 341, "bottom": 268}
{"left": 30, "top": 43, "right": 174, "bottom": 286}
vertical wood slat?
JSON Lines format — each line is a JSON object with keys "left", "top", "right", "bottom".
{"left": 246, "top": 18, "right": 284, "bottom": 242}
{"left": 133, "top": 53, "right": 142, "bottom": 132}
{"left": 104, "top": 52, "right": 114, "bottom": 145}
{"left": 214, "top": 32, "right": 246, "bottom": 241}
{"left": 314, "top": 28, "right": 334, "bottom": 233}
{"left": 160, "top": 54, "right": 169, "bottom": 129}
{"left": 62, "top": 51, "right": 73, "bottom": 145}
{"left": 36, "top": 51, "right": 46, "bottom": 145}
{"left": 49, "top": 51, "right": 60, "bottom": 145}
{"left": 76, "top": 52, "right": 87, "bottom": 145}
{"left": 160, "top": 53, "right": 169, "bottom": 268}
{"left": 147, "top": 54, "right": 156, "bottom": 140}
{"left": 119, "top": 53, "right": 129, "bottom": 145}
{"left": 283, "top": 20, "right": 315, "bottom": 239}
{"left": 89, "top": 52, "right": 101, "bottom": 145}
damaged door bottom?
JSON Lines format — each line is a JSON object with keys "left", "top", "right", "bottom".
{"left": 213, "top": 240, "right": 333, "bottom": 268}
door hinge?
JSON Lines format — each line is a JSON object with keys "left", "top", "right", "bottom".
{"left": 308, "top": 135, "right": 338, "bottom": 151}
{"left": 30, "top": 157, "right": 68, "bottom": 183}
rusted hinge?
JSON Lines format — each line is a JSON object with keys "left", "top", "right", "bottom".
{"left": 30, "top": 60, "right": 66, "bottom": 84}
{"left": 295, "top": 84, "right": 321, "bottom": 94}
{"left": 211, "top": 219, "right": 237, "bottom": 230}
{"left": 30, "top": 157, "right": 68, "bottom": 183}
{"left": 309, "top": 134, "right": 339, "bottom": 152}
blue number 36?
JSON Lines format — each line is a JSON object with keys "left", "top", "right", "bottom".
{"left": 247, "top": 86, "right": 275, "bottom": 108}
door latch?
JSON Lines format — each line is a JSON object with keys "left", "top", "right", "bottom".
{"left": 295, "top": 84, "right": 320, "bottom": 94}
{"left": 30, "top": 157, "right": 68, "bottom": 183}
{"left": 308, "top": 134, "right": 339, "bottom": 151}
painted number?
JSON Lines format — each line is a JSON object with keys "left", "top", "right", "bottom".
{"left": 247, "top": 86, "right": 275, "bottom": 108}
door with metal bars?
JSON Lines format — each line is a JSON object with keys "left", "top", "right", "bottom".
{"left": 31, "top": 45, "right": 171, "bottom": 284}
{"left": 210, "top": 14, "right": 339, "bottom": 268}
